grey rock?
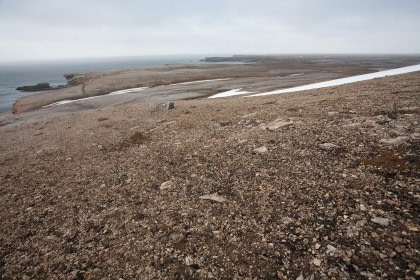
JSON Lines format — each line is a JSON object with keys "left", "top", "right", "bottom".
{"left": 319, "top": 143, "right": 338, "bottom": 150}
{"left": 379, "top": 136, "right": 408, "bottom": 145}
{"left": 254, "top": 146, "right": 268, "bottom": 153}
{"left": 199, "top": 193, "right": 227, "bottom": 203}
{"left": 326, "top": 245, "right": 337, "bottom": 254}
{"left": 185, "top": 256, "right": 194, "bottom": 266}
{"left": 165, "top": 101, "right": 175, "bottom": 110}
{"left": 261, "top": 119, "right": 293, "bottom": 130}
{"left": 160, "top": 181, "right": 173, "bottom": 190}
{"left": 149, "top": 101, "right": 175, "bottom": 112}
{"left": 371, "top": 217, "right": 390, "bottom": 226}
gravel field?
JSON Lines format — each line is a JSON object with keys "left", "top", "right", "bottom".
{"left": 0, "top": 72, "right": 419, "bottom": 279}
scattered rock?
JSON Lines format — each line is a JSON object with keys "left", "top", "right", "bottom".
{"left": 165, "top": 101, "right": 175, "bottom": 110}
{"left": 254, "top": 146, "right": 268, "bottom": 153}
{"left": 411, "top": 133, "right": 420, "bottom": 140}
{"left": 406, "top": 225, "right": 418, "bottom": 232}
{"left": 160, "top": 181, "right": 173, "bottom": 190}
{"left": 328, "top": 267, "right": 339, "bottom": 275}
{"left": 313, "top": 258, "right": 321, "bottom": 266}
{"left": 242, "top": 112, "right": 257, "bottom": 118}
{"left": 371, "top": 217, "right": 390, "bottom": 226}
{"left": 261, "top": 119, "right": 293, "bottom": 130}
{"left": 343, "top": 122, "right": 361, "bottom": 128}
{"left": 379, "top": 136, "right": 408, "bottom": 145}
{"left": 318, "top": 143, "right": 338, "bottom": 150}
{"left": 326, "top": 245, "right": 337, "bottom": 254}
{"left": 395, "top": 246, "right": 404, "bottom": 253}
{"left": 149, "top": 102, "right": 175, "bottom": 112}
{"left": 199, "top": 193, "right": 227, "bottom": 203}
{"left": 185, "top": 256, "right": 194, "bottom": 266}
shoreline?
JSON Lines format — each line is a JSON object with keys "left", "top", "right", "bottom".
{"left": 30, "top": 64, "right": 420, "bottom": 108}
{"left": 9, "top": 55, "right": 420, "bottom": 115}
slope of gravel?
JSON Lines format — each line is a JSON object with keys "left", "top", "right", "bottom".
{"left": 0, "top": 72, "right": 419, "bottom": 279}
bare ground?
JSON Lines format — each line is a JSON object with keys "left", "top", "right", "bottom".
{"left": 0, "top": 72, "right": 419, "bottom": 279}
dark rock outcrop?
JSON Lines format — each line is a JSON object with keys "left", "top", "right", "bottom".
{"left": 16, "top": 73, "right": 85, "bottom": 93}
{"left": 16, "top": 83, "right": 54, "bottom": 92}
{"left": 64, "top": 73, "right": 85, "bottom": 86}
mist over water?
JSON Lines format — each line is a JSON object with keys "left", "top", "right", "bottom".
{"left": 0, "top": 55, "right": 208, "bottom": 113}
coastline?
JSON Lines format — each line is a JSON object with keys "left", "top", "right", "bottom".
{"left": 9, "top": 55, "right": 420, "bottom": 115}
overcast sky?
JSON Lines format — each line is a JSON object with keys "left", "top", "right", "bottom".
{"left": 0, "top": 0, "right": 419, "bottom": 62}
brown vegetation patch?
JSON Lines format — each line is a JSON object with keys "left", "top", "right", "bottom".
{"left": 113, "top": 132, "right": 151, "bottom": 150}
{"left": 364, "top": 152, "right": 407, "bottom": 171}
{"left": 262, "top": 101, "right": 277, "bottom": 105}
{"left": 97, "top": 117, "right": 109, "bottom": 122}
{"left": 129, "top": 132, "right": 150, "bottom": 145}
{"left": 219, "top": 121, "right": 232, "bottom": 127}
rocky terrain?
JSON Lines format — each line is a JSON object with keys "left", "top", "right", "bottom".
{"left": 11, "top": 55, "right": 420, "bottom": 114}
{"left": 0, "top": 72, "right": 419, "bottom": 279}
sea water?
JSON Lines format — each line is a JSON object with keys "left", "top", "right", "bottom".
{"left": 0, "top": 55, "right": 207, "bottom": 113}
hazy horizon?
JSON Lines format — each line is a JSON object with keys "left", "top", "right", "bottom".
{"left": 1, "top": 0, "right": 419, "bottom": 63}
{"left": 2, "top": 53, "right": 420, "bottom": 66}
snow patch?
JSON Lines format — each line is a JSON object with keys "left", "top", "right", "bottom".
{"left": 208, "top": 88, "right": 253, "bottom": 99}
{"left": 107, "top": 87, "right": 148, "bottom": 95}
{"left": 250, "top": 64, "right": 420, "bottom": 97}
{"left": 43, "top": 87, "right": 148, "bottom": 108}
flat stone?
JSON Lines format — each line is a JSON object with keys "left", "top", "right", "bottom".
{"left": 254, "top": 146, "right": 268, "bottom": 153}
{"left": 160, "top": 181, "right": 173, "bottom": 190}
{"left": 326, "top": 245, "right": 337, "bottom": 254}
{"left": 379, "top": 136, "right": 408, "bottom": 145}
{"left": 313, "top": 258, "right": 321, "bottom": 266}
{"left": 371, "top": 217, "right": 390, "bottom": 226}
{"left": 262, "top": 119, "right": 293, "bottom": 130}
{"left": 318, "top": 143, "right": 338, "bottom": 150}
{"left": 199, "top": 193, "right": 227, "bottom": 203}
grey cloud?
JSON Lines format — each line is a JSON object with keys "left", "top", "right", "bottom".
{"left": 0, "top": 0, "right": 419, "bottom": 62}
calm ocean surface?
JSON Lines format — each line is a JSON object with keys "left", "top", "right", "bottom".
{"left": 0, "top": 55, "right": 212, "bottom": 113}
